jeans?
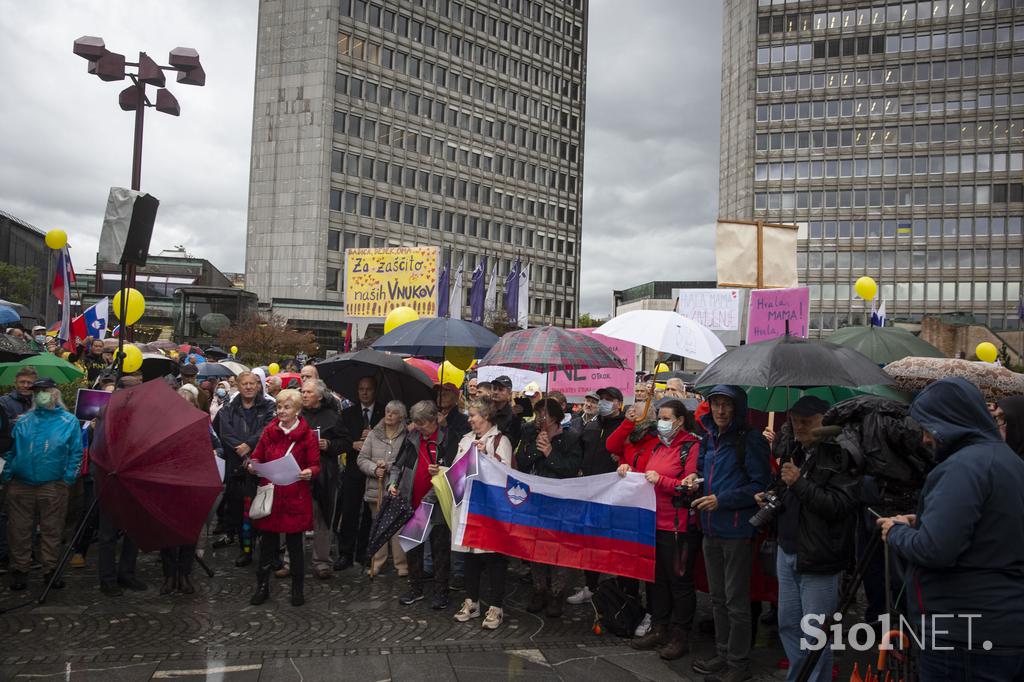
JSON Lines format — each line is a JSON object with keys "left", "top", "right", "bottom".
{"left": 918, "top": 648, "right": 1024, "bottom": 682}
{"left": 98, "top": 510, "right": 138, "bottom": 587}
{"left": 776, "top": 549, "right": 839, "bottom": 682}
{"left": 702, "top": 536, "right": 753, "bottom": 670}
{"left": 648, "top": 530, "right": 699, "bottom": 629}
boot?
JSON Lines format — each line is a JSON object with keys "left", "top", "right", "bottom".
{"left": 290, "top": 574, "right": 304, "bottom": 606}
{"left": 630, "top": 623, "right": 669, "bottom": 650}
{"left": 658, "top": 626, "right": 689, "bottom": 660}
{"left": 250, "top": 570, "right": 270, "bottom": 605}
{"left": 525, "top": 588, "right": 548, "bottom": 613}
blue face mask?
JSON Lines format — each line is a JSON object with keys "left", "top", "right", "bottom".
{"left": 216, "top": 388, "right": 227, "bottom": 398}
{"left": 657, "top": 419, "right": 676, "bottom": 438}
{"left": 597, "top": 400, "right": 614, "bottom": 416}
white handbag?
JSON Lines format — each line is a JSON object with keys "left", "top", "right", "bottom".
{"left": 248, "top": 442, "right": 294, "bottom": 520}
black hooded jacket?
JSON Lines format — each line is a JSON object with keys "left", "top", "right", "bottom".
{"left": 998, "top": 395, "right": 1024, "bottom": 458}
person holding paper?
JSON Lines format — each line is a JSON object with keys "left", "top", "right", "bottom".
{"left": 246, "top": 389, "right": 320, "bottom": 607}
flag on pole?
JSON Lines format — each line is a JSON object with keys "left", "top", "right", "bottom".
{"left": 70, "top": 298, "right": 111, "bottom": 343}
{"left": 469, "top": 256, "right": 487, "bottom": 325}
{"left": 448, "top": 260, "right": 464, "bottom": 321}
{"left": 516, "top": 263, "right": 530, "bottom": 329}
{"left": 503, "top": 257, "right": 521, "bottom": 323}
{"left": 436, "top": 264, "right": 450, "bottom": 318}
{"left": 483, "top": 259, "right": 497, "bottom": 326}
{"left": 52, "top": 246, "right": 76, "bottom": 343}
{"left": 870, "top": 299, "right": 886, "bottom": 327}
{"left": 1018, "top": 298, "right": 1023, "bottom": 320}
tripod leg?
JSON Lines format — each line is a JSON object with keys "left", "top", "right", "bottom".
{"left": 193, "top": 551, "right": 215, "bottom": 578}
{"left": 37, "top": 496, "right": 100, "bottom": 606}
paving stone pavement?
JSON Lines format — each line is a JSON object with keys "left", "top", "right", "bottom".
{"left": 0, "top": 538, "right": 854, "bottom": 681}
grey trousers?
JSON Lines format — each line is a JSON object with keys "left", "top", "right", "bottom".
{"left": 702, "top": 536, "right": 753, "bottom": 670}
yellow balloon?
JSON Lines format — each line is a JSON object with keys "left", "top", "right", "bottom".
{"left": 112, "top": 288, "right": 146, "bottom": 326}
{"left": 268, "top": 362, "right": 280, "bottom": 375}
{"left": 437, "top": 361, "right": 465, "bottom": 388}
{"left": 444, "top": 346, "right": 475, "bottom": 371}
{"left": 230, "top": 346, "right": 238, "bottom": 355}
{"left": 976, "top": 342, "right": 998, "bottom": 363}
{"left": 45, "top": 229, "right": 68, "bottom": 250}
{"left": 116, "top": 345, "right": 143, "bottom": 373}
{"left": 854, "top": 276, "right": 878, "bottom": 301}
{"left": 384, "top": 306, "right": 419, "bottom": 334}
{"left": 654, "top": 363, "right": 670, "bottom": 375}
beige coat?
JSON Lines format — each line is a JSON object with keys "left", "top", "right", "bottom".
{"left": 357, "top": 421, "right": 407, "bottom": 503}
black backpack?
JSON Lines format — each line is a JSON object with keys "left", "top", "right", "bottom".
{"left": 591, "top": 579, "right": 644, "bottom": 638}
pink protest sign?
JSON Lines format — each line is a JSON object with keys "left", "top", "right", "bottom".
{"left": 746, "top": 287, "right": 810, "bottom": 344}
{"left": 547, "top": 329, "right": 636, "bottom": 401}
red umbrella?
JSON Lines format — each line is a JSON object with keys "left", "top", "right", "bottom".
{"left": 404, "top": 357, "right": 440, "bottom": 384}
{"left": 275, "top": 371, "right": 303, "bottom": 388}
{"left": 90, "top": 380, "right": 222, "bottom": 551}
{"left": 478, "top": 326, "right": 624, "bottom": 373}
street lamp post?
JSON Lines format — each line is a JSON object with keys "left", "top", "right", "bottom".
{"left": 72, "top": 37, "right": 205, "bottom": 346}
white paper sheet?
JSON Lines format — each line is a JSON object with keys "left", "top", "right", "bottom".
{"left": 251, "top": 453, "right": 301, "bottom": 485}
{"left": 215, "top": 455, "right": 225, "bottom": 482}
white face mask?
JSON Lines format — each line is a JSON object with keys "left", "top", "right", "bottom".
{"left": 34, "top": 391, "right": 53, "bottom": 409}
{"left": 597, "top": 400, "right": 614, "bottom": 416}
{"left": 657, "top": 419, "right": 676, "bottom": 438}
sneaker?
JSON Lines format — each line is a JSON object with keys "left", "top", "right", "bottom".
{"left": 566, "top": 586, "right": 593, "bottom": 604}
{"left": 431, "top": 592, "right": 449, "bottom": 610}
{"left": 634, "top": 612, "right": 653, "bottom": 637}
{"left": 482, "top": 605, "right": 503, "bottom": 630}
{"left": 398, "top": 589, "right": 424, "bottom": 606}
{"left": 69, "top": 554, "right": 86, "bottom": 568}
{"left": 454, "top": 598, "right": 480, "bottom": 622}
{"left": 692, "top": 655, "right": 728, "bottom": 675}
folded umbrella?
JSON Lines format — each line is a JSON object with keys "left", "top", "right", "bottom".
{"left": 885, "top": 356, "right": 1024, "bottom": 402}
{"left": 594, "top": 310, "right": 726, "bottom": 364}
{"left": 0, "top": 353, "right": 84, "bottom": 385}
{"left": 478, "top": 326, "right": 624, "bottom": 373}
{"left": 316, "top": 349, "right": 435, "bottom": 405}
{"left": 370, "top": 317, "right": 498, "bottom": 357}
{"left": 366, "top": 492, "right": 415, "bottom": 566}
{"left": 89, "top": 379, "right": 222, "bottom": 551}
{"left": 825, "top": 326, "right": 945, "bottom": 365}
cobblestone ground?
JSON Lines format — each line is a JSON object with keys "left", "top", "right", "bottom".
{"left": 0, "top": 536, "right": 848, "bottom": 681}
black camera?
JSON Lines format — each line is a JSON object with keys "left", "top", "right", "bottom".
{"left": 749, "top": 480, "right": 786, "bottom": 529}
{"left": 672, "top": 477, "right": 703, "bottom": 508}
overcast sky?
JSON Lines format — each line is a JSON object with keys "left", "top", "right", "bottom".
{"left": 0, "top": 0, "right": 722, "bottom": 317}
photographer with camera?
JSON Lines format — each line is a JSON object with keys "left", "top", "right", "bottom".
{"left": 878, "top": 378, "right": 1024, "bottom": 681}
{"left": 755, "top": 396, "right": 859, "bottom": 682}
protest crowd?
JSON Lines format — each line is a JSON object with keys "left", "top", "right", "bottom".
{"left": 1, "top": 310, "right": 1024, "bottom": 682}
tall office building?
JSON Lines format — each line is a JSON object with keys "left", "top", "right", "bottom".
{"left": 246, "top": 0, "right": 587, "bottom": 347}
{"left": 721, "top": 0, "right": 1023, "bottom": 337}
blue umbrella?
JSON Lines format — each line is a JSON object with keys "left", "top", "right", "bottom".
{"left": 0, "top": 305, "right": 20, "bottom": 325}
{"left": 370, "top": 317, "right": 498, "bottom": 358}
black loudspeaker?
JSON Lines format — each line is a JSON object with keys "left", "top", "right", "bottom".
{"left": 120, "top": 193, "right": 159, "bottom": 266}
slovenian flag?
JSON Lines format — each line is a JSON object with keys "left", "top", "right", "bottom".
{"left": 453, "top": 449, "right": 656, "bottom": 581}
{"left": 70, "top": 297, "right": 111, "bottom": 343}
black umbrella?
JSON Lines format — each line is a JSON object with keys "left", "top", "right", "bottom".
{"left": 0, "top": 299, "right": 40, "bottom": 327}
{"left": 654, "top": 370, "right": 697, "bottom": 384}
{"left": 196, "top": 362, "right": 234, "bottom": 378}
{"left": 139, "top": 352, "right": 179, "bottom": 383}
{"left": 204, "top": 346, "right": 230, "bottom": 361}
{"left": 316, "top": 349, "right": 435, "bottom": 405}
{"left": 370, "top": 317, "right": 499, "bottom": 357}
{"left": 694, "top": 334, "right": 894, "bottom": 390}
{"left": 0, "top": 334, "right": 38, "bottom": 363}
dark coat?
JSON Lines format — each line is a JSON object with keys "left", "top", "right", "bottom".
{"left": 998, "top": 395, "right": 1024, "bottom": 457}
{"left": 580, "top": 413, "right": 625, "bottom": 475}
{"left": 515, "top": 423, "right": 583, "bottom": 479}
{"left": 494, "top": 402, "right": 524, "bottom": 453}
{"left": 301, "top": 400, "right": 351, "bottom": 518}
{"left": 389, "top": 425, "right": 456, "bottom": 501}
{"left": 213, "top": 393, "right": 275, "bottom": 463}
{"left": 887, "top": 378, "right": 1024, "bottom": 651}
{"left": 442, "top": 408, "right": 471, "bottom": 457}
{"left": 250, "top": 417, "right": 321, "bottom": 534}
{"left": 0, "top": 390, "right": 32, "bottom": 423}
{"left": 340, "top": 402, "right": 385, "bottom": 471}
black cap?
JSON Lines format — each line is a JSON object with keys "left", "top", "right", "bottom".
{"left": 597, "top": 386, "right": 623, "bottom": 402}
{"left": 492, "top": 375, "right": 513, "bottom": 389}
{"left": 790, "top": 395, "right": 830, "bottom": 416}
{"left": 31, "top": 377, "right": 57, "bottom": 390}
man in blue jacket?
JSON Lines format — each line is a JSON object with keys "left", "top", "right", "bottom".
{"left": 691, "top": 385, "right": 771, "bottom": 682}
{"left": 878, "top": 378, "right": 1024, "bottom": 681}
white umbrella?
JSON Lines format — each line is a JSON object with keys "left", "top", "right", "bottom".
{"left": 217, "top": 360, "right": 249, "bottom": 376}
{"left": 594, "top": 310, "right": 726, "bottom": 365}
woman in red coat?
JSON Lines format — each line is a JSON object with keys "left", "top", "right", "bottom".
{"left": 246, "top": 389, "right": 320, "bottom": 607}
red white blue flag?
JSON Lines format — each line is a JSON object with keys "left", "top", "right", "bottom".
{"left": 51, "top": 246, "right": 76, "bottom": 343}
{"left": 453, "top": 449, "right": 656, "bottom": 581}
{"left": 70, "top": 297, "right": 111, "bottom": 343}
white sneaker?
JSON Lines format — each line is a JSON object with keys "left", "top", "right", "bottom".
{"left": 482, "top": 606, "right": 503, "bottom": 629}
{"left": 634, "top": 612, "right": 652, "bottom": 637}
{"left": 566, "top": 586, "right": 593, "bottom": 604}
{"left": 454, "top": 598, "right": 480, "bottom": 622}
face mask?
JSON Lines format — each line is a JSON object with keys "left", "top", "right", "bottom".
{"left": 34, "top": 391, "right": 53, "bottom": 409}
{"left": 657, "top": 419, "right": 676, "bottom": 438}
{"left": 34, "top": 335, "right": 46, "bottom": 345}
{"left": 597, "top": 400, "right": 614, "bottom": 416}
{"left": 216, "top": 388, "right": 227, "bottom": 398}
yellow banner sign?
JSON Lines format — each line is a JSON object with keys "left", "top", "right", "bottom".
{"left": 344, "top": 247, "right": 439, "bottom": 318}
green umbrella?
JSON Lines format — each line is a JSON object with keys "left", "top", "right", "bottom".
{"left": 825, "top": 326, "right": 945, "bottom": 365}
{"left": 0, "top": 353, "right": 85, "bottom": 385}
{"left": 739, "top": 384, "right": 911, "bottom": 412}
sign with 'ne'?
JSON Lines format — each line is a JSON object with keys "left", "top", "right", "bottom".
{"left": 676, "top": 289, "right": 740, "bottom": 331}
{"left": 547, "top": 329, "right": 636, "bottom": 401}
{"left": 344, "top": 247, "right": 439, "bottom": 318}
{"left": 746, "top": 287, "right": 810, "bottom": 344}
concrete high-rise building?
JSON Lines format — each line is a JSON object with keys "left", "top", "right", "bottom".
{"left": 246, "top": 0, "right": 588, "bottom": 348}
{"left": 721, "top": 0, "right": 1023, "bottom": 338}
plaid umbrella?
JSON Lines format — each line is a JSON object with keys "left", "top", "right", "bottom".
{"left": 478, "top": 326, "right": 624, "bottom": 373}
{"left": 885, "top": 356, "right": 1024, "bottom": 401}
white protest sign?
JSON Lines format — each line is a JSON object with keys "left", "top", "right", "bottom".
{"left": 675, "top": 289, "right": 740, "bottom": 331}
{"left": 476, "top": 365, "right": 547, "bottom": 391}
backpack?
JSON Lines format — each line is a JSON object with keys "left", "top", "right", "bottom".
{"left": 591, "top": 579, "right": 644, "bottom": 637}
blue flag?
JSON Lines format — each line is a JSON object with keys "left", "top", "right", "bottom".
{"left": 469, "top": 256, "right": 487, "bottom": 325}
{"left": 504, "top": 257, "right": 520, "bottom": 323}
{"left": 437, "top": 264, "right": 450, "bottom": 318}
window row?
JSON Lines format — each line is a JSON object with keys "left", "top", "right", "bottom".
{"left": 803, "top": 215, "right": 1023, "bottom": 238}
{"left": 801, "top": 247, "right": 1023, "bottom": 269}
{"left": 335, "top": 69, "right": 578, "bottom": 170}
{"left": 757, "top": 0, "right": 1015, "bottom": 34}
{"left": 532, "top": 296, "right": 573, "bottom": 320}
{"left": 756, "top": 89, "right": 1023, "bottom": 122}
{"left": 340, "top": 0, "right": 583, "bottom": 101}
{"left": 755, "top": 151, "right": 1024, "bottom": 180}
{"left": 805, "top": 281, "right": 1022, "bottom": 308}
{"left": 754, "top": 183, "right": 1024, "bottom": 209}
{"left": 330, "top": 147, "right": 575, "bottom": 225}
{"left": 327, "top": 189, "right": 577, "bottom": 258}
{"left": 337, "top": 31, "right": 579, "bottom": 133}
{"left": 756, "top": 54, "right": 1024, "bottom": 93}
{"left": 757, "top": 23, "right": 1024, "bottom": 64}
{"left": 755, "top": 119, "right": 1024, "bottom": 151}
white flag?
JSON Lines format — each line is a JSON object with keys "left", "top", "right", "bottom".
{"left": 449, "top": 260, "right": 464, "bottom": 321}
{"left": 517, "top": 264, "right": 530, "bottom": 329}
{"left": 484, "top": 260, "right": 497, "bottom": 326}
